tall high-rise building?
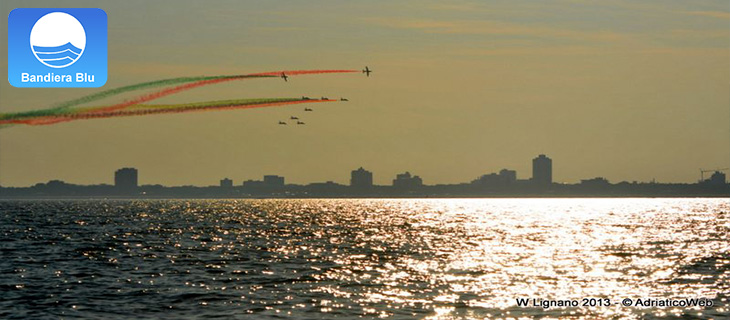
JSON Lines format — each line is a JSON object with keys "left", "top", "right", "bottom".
{"left": 532, "top": 154, "right": 552, "bottom": 185}
{"left": 350, "top": 167, "right": 373, "bottom": 188}
{"left": 114, "top": 168, "right": 138, "bottom": 193}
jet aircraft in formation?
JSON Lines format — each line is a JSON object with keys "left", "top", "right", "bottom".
{"left": 278, "top": 65, "right": 372, "bottom": 124}
{"left": 277, "top": 96, "right": 351, "bottom": 125}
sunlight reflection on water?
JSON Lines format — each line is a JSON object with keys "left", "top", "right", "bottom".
{"left": 1, "top": 198, "right": 728, "bottom": 319}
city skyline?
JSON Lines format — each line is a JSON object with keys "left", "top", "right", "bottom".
{"left": 2, "top": 155, "right": 727, "bottom": 187}
{"left": 1, "top": 1, "right": 728, "bottom": 186}
{"left": 2, "top": 154, "right": 728, "bottom": 189}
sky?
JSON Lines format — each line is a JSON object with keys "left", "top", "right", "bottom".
{"left": 0, "top": 0, "right": 728, "bottom": 187}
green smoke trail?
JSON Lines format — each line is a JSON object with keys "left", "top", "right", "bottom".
{"left": 12, "top": 98, "right": 335, "bottom": 126}
{"left": 79, "top": 70, "right": 357, "bottom": 116}
{"left": 1, "top": 69, "right": 357, "bottom": 125}
{"left": 0, "top": 75, "right": 275, "bottom": 121}
{"left": 121, "top": 98, "right": 301, "bottom": 112}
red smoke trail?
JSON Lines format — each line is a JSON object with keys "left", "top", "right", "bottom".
{"left": 80, "top": 76, "right": 255, "bottom": 115}
{"left": 84, "top": 70, "right": 357, "bottom": 115}
{"left": 19, "top": 99, "right": 337, "bottom": 126}
{"left": 0, "top": 69, "right": 358, "bottom": 127}
{"left": 248, "top": 69, "right": 358, "bottom": 76}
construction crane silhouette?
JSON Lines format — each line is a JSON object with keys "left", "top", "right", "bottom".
{"left": 699, "top": 168, "right": 729, "bottom": 181}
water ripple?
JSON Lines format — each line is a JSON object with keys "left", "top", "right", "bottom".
{"left": 0, "top": 198, "right": 727, "bottom": 319}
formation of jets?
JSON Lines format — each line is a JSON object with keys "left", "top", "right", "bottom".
{"left": 279, "top": 118, "right": 304, "bottom": 125}
{"left": 279, "top": 120, "right": 303, "bottom": 125}
{"left": 276, "top": 98, "right": 348, "bottom": 125}
{"left": 277, "top": 66, "right": 370, "bottom": 125}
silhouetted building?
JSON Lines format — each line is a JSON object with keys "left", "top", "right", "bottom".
{"left": 244, "top": 175, "right": 285, "bottom": 190}
{"left": 707, "top": 171, "right": 726, "bottom": 186}
{"left": 263, "top": 175, "right": 285, "bottom": 187}
{"left": 500, "top": 169, "right": 517, "bottom": 183}
{"left": 472, "top": 169, "right": 517, "bottom": 187}
{"left": 45, "top": 180, "right": 71, "bottom": 194}
{"left": 114, "top": 168, "right": 138, "bottom": 194}
{"left": 243, "top": 180, "right": 264, "bottom": 188}
{"left": 472, "top": 173, "right": 499, "bottom": 185}
{"left": 580, "top": 177, "right": 610, "bottom": 187}
{"left": 307, "top": 181, "right": 347, "bottom": 194}
{"left": 393, "top": 172, "right": 423, "bottom": 189}
{"left": 220, "top": 178, "right": 233, "bottom": 188}
{"left": 532, "top": 154, "right": 552, "bottom": 185}
{"left": 351, "top": 167, "right": 373, "bottom": 188}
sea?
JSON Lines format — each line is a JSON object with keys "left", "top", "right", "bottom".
{"left": 0, "top": 198, "right": 727, "bottom": 319}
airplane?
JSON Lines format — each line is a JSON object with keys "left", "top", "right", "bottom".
{"left": 278, "top": 121, "right": 287, "bottom": 125}
{"left": 340, "top": 98, "right": 349, "bottom": 101}
{"left": 297, "top": 121, "right": 305, "bottom": 125}
{"left": 362, "top": 66, "right": 372, "bottom": 77}
{"left": 304, "top": 108, "right": 313, "bottom": 111}
{"left": 281, "top": 72, "right": 288, "bottom": 82}
{"left": 290, "top": 116, "right": 299, "bottom": 120}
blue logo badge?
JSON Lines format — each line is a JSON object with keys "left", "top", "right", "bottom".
{"left": 8, "top": 8, "right": 107, "bottom": 88}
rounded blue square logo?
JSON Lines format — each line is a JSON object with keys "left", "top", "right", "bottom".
{"left": 8, "top": 8, "right": 107, "bottom": 88}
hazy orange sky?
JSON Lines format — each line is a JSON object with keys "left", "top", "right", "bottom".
{"left": 1, "top": 0, "right": 728, "bottom": 187}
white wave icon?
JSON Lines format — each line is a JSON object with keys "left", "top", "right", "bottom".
{"left": 30, "top": 12, "right": 86, "bottom": 68}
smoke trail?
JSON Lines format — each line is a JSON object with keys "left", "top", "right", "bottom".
{"left": 13, "top": 98, "right": 337, "bottom": 126}
{"left": 0, "top": 76, "right": 250, "bottom": 121}
{"left": 0, "top": 75, "right": 274, "bottom": 121}
{"left": 1, "top": 69, "right": 357, "bottom": 122}
{"left": 82, "top": 70, "right": 358, "bottom": 115}
{"left": 1, "top": 97, "right": 293, "bottom": 125}
{"left": 249, "top": 70, "right": 358, "bottom": 76}
{"left": 79, "top": 77, "right": 258, "bottom": 115}
{"left": 48, "top": 75, "right": 240, "bottom": 110}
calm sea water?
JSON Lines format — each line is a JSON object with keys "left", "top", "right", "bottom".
{"left": 0, "top": 198, "right": 727, "bottom": 319}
